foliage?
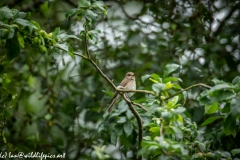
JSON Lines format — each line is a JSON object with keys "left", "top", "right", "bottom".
{"left": 0, "top": 0, "right": 240, "bottom": 160}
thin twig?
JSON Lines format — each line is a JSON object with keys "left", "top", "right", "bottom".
{"left": 116, "top": 89, "right": 155, "bottom": 95}
{"left": 164, "top": 83, "right": 211, "bottom": 101}
{"left": 84, "top": 24, "right": 91, "bottom": 58}
{"left": 132, "top": 102, "right": 147, "bottom": 111}
{"left": 160, "top": 123, "right": 163, "bottom": 136}
{"left": 74, "top": 52, "right": 116, "bottom": 89}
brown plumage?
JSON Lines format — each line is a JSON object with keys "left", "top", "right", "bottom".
{"left": 107, "top": 72, "right": 136, "bottom": 114}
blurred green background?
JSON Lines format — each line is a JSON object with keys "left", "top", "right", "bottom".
{"left": 0, "top": 0, "right": 240, "bottom": 159}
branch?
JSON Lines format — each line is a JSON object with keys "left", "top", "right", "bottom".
{"left": 116, "top": 88, "right": 155, "bottom": 96}
{"left": 59, "top": 46, "right": 213, "bottom": 105}
{"left": 122, "top": 94, "right": 143, "bottom": 160}
{"left": 84, "top": 24, "right": 91, "bottom": 58}
{"left": 132, "top": 102, "right": 147, "bottom": 111}
{"left": 164, "top": 83, "right": 211, "bottom": 101}
{"left": 73, "top": 53, "right": 116, "bottom": 89}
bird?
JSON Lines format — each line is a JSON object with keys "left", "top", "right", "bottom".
{"left": 107, "top": 72, "right": 136, "bottom": 114}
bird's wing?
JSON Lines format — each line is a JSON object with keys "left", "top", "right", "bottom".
{"left": 110, "top": 91, "right": 118, "bottom": 104}
{"left": 119, "top": 78, "right": 128, "bottom": 87}
{"left": 109, "top": 77, "right": 128, "bottom": 104}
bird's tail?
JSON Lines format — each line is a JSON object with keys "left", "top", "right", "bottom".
{"left": 107, "top": 95, "right": 118, "bottom": 114}
{"left": 107, "top": 98, "right": 117, "bottom": 114}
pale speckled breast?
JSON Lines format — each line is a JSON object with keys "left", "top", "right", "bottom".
{"left": 127, "top": 79, "right": 136, "bottom": 98}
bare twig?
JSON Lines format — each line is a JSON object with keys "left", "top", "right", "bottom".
{"left": 132, "top": 102, "right": 147, "bottom": 111}
{"left": 116, "top": 88, "right": 155, "bottom": 96}
{"left": 74, "top": 52, "right": 116, "bottom": 89}
{"left": 160, "top": 123, "right": 163, "bottom": 136}
{"left": 164, "top": 83, "right": 211, "bottom": 101}
{"left": 84, "top": 24, "right": 91, "bottom": 59}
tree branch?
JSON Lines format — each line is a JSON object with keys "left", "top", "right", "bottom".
{"left": 122, "top": 93, "right": 143, "bottom": 160}
{"left": 164, "top": 83, "right": 211, "bottom": 101}
{"left": 74, "top": 48, "right": 145, "bottom": 159}
{"left": 131, "top": 102, "right": 147, "bottom": 111}
{"left": 73, "top": 52, "right": 116, "bottom": 89}
{"left": 116, "top": 88, "right": 155, "bottom": 95}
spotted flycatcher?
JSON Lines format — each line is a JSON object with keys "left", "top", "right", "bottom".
{"left": 107, "top": 72, "right": 136, "bottom": 114}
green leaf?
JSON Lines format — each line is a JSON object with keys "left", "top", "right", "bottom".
{"left": 205, "top": 102, "right": 218, "bottom": 114}
{"left": 151, "top": 73, "right": 160, "bottom": 81}
{"left": 141, "top": 74, "right": 151, "bottom": 82}
{"left": 0, "top": 6, "right": 13, "bottom": 20}
{"left": 149, "top": 127, "right": 160, "bottom": 134}
{"left": 17, "top": 32, "right": 25, "bottom": 48}
{"left": 181, "top": 91, "right": 187, "bottom": 104}
{"left": 68, "top": 45, "right": 74, "bottom": 59}
{"left": 222, "top": 103, "right": 230, "bottom": 113}
{"left": 223, "top": 114, "right": 236, "bottom": 135}
{"left": 65, "top": 8, "right": 80, "bottom": 20}
{"left": 92, "top": 1, "right": 107, "bottom": 17}
{"left": 143, "top": 136, "right": 151, "bottom": 141}
{"left": 152, "top": 83, "right": 165, "bottom": 95}
{"left": 217, "top": 90, "right": 236, "bottom": 101}
{"left": 232, "top": 76, "right": 240, "bottom": 85}
{"left": 80, "top": 30, "right": 86, "bottom": 36}
{"left": 14, "top": 18, "right": 37, "bottom": 33}
{"left": 174, "top": 107, "right": 186, "bottom": 114}
{"left": 167, "top": 96, "right": 179, "bottom": 108}
{"left": 220, "top": 151, "right": 231, "bottom": 158}
{"left": 53, "top": 27, "right": 60, "bottom": 39}
{"left": 78, "top": 0, "right": 91, "bottom": 8}
{"left": 173, "top": 84, "right": 182, "bottom": 90}
{"left": 0, "top": 22, "right": 15, "bottom": 39}
{"left": 170, "top": 126, "right": 183, "bottom": 140}
{"left": 209, "top": 84, "right": 233, "bottom": 93}
{"left": 89, "top": 29, "right": 101, "bottom": 34}
{"left": 62, "top": 35, "right": 81, "bottom": 41}
{"left": 8, "top": 25, "right": 15, "bottom": 39}
{"left": 56, "top": 43, "right": 68, "bottom": 52}
{"left": 17, "top": 11, "right": 28, "bottom": 19}
{"left": 0, "top": 28, "right": 9, "bottom": 39}
{"left": 231, "top": 149, "right": 240, "bottom": 156}
{"left": 163, "top": 63, "right": 180, "bottom": 78}
{"left": 85, "top": 9, "right": 98, "bottom": 22}
{"left": 30, "top": 20, "right": 41, "bottom": 29}
{"left": 13, "top": 18, "right": 30, "bottom": 27}
{"left": 92, "top": 1, "right": 105, "bottom": 10}
{"left": 123, "top": 121, "right": 133, "bottom": 137}
{"left": 163, "top": 77, "right": 182, "bottom": 83}
{"left": 110, "top": 131, "right": 117, "bottom": 145}
{"left": 201, "top": 116, "right": 223, "bottom": 126}
{"left": 88, "top": 32, "right": 97, "bottom": 44}
{"left": 161, "top": 111, "right": 172, "bottom": 120}
{"left": 137, "top": 146, "right": 148, "bottom": 157}
{"left": 211, "top": 78, "right": 226, "bottom": 85}
{"left": 126, "top": 110, "right": 133, "bottom": 120}
{"left": 117, "top": 117, "right": 127, "bottom": 123}
{"left": 231, "top": 97, "right": 240, "bottom": 117}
